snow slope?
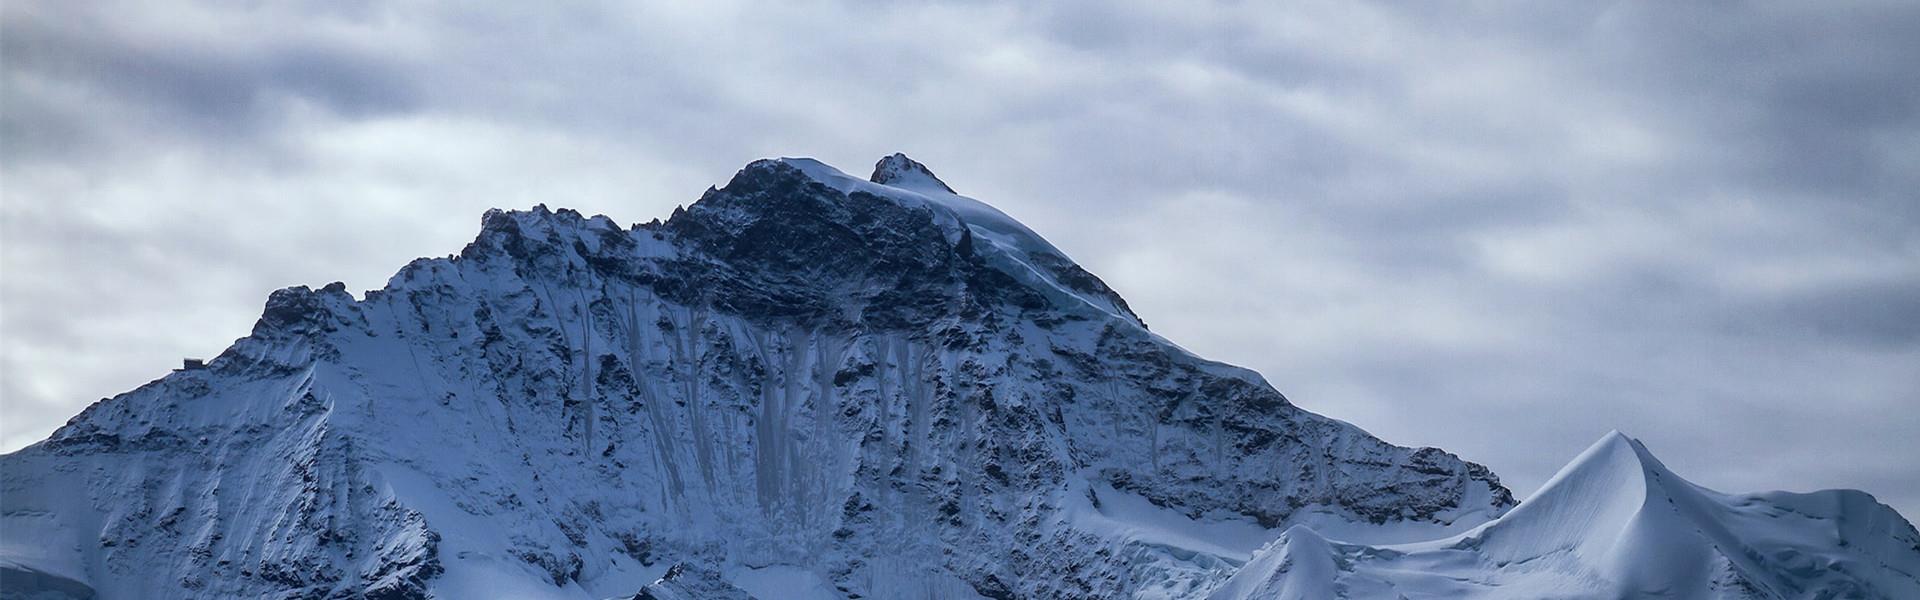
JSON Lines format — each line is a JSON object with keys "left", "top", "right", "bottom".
{"left": 1214, "top": 431, "right": 1920, "bottom": 599}
{"left": 0, "top": 155, "right": 1514, "bottom": 599}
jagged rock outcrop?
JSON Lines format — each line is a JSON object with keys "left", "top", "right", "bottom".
{"left": 622, "top": 564, "right": 757, "bottom": 600}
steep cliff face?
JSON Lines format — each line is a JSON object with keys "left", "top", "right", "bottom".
{"left": 0, "top": 156, "right": 1513, "bottom": 600}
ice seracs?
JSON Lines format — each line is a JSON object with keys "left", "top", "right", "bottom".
{"left": 1214, "top": 431, "right": 1920, "bottom": 600}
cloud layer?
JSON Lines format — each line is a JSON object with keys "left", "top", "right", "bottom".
{"left": 4, "top": 0, "right": 1916, "bottom": 517}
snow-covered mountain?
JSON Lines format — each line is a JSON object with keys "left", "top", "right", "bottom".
{"left": 0, "top": 155, "right": 1909, "bottom": 599}
{"left": 1214, "top": 432, "right": 1920, "bottom": 599}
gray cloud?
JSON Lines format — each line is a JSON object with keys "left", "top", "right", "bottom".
{"left": 1, "top": 1, "right": 424, "bottom": 168}
{"left": 2, "top": 0, "right": 1916, "bottom": 520}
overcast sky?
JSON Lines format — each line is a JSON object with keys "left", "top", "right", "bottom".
{"left": 4, "top": 1, "right": 1916, "bottom": 518}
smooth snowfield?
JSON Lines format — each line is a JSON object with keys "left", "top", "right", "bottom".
{"left": 1214, "top": 431, "right": 1920, "bottom": 600}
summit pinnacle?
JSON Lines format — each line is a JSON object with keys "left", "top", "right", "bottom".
{"left": 868, "top": 152, "right": 955, "bottom": 194}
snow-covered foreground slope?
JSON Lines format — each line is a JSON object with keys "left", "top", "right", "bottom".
{"left": 1215, "top": 432, "right": 1920, "bottom": 600}
{"left": 1, "top": 155, "right": 1515, "bottom": 599}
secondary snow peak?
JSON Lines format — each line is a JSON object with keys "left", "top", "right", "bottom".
{"left": 1215, "top": 430, "right": 1920, "bottom": 599}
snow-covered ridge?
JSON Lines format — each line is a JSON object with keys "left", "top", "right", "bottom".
{"left": 2, "top": 154, "right": 1523, "bottom": 600}
{"left": 1215, "top": 431, "right": 1920, "bottom": 599}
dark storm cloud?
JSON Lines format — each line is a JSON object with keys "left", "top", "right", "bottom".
{"left": 2, "top": 0, "right": 1915, "bottom": 520}
{"left": 2, "top": 5, "right": 421, "bottom": 163}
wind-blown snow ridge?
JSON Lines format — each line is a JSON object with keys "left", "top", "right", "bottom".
{"left": 1214, "top": 431, "right": 1920, "bottom": 600}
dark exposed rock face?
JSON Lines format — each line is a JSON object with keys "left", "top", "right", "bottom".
{"left": 869, "top": 152, "right": 956, "bottom": 193}
{"left": 623, "top": 563, "right": 758, "bottom": 600}
{"left": 1, "top": 156, "right": 1512, "bottom": 599}
{"left": 658, "top": 160, "right": 984, "bottom": 328}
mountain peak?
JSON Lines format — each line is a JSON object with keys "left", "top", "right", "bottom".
{"left": 1209, "top": 526, "right": 1339, "bottom": 600}
{"left": 716, "top": 156, "right": 1149, "bottom": 329}
{"left": 869, "top": 152, "right": 955, "bottom": 194}
{"left": 1503, "top": 430, "right": 1662, "bottom": 511}
{"left": 1, "top": 154, "right": 1523, "bottom": 600}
